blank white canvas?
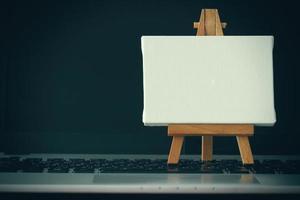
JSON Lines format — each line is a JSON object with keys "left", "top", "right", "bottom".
{"left": 142, "top": 36, "right": 276, "bottom": 126}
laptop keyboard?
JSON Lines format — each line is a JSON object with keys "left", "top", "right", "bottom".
{"left": 1, "top": 157, "right": 300, "bottom": 174}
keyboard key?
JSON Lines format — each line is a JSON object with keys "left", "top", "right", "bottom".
{"left": 227, "top": 166, "right": 250, "bottom": 174}
{"left": 0, "top": 157, "right": 21, "bottom": 172}
{"left": 21, "top": 158, "right": 45, "bottom": 172}
{"left": 46, "top": 158, "right": 70, "bottom": 173}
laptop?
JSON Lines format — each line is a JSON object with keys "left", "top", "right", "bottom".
{"left": 1, "top": 0, "right": 300, "bottom": 195}
{"left": 1, "top": 154, "right": 300, "bottom": 193}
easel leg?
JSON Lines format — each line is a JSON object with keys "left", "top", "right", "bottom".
{"left": 202, "top": 136, "right": 213, "bottom": 161}
{"left": 236, "top": 136, "right": 254, "bottom": 164}
{"left": 168, "top": 136, "right": 184, "bottom": 164}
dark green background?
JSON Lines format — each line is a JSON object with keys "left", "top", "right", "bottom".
{"left": 0, "top": 0, "right": 299, "bottom": 155}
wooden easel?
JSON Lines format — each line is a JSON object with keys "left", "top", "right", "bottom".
{"left": 167, "top": 9, "right": 254, "bottom": 165}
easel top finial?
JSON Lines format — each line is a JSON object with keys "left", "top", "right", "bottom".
{"left": 193, "top": 9, "right": 227, "bottom": 36}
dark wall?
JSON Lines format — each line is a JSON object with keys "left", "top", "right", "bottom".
{"left": 1, "top": 0, "right": 300, "bottom": 154}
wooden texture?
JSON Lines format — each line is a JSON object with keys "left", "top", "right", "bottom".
{"left": 202, "top": 136, "right": 213, "bottom": 161}
{"left": 204, "top": 9, "right": 217, "bottom": 35}
{"left": 168, "top": 124, "right": 254, "bottom": 136}
{"left": 167, "top": 9, "right": 254, "bottom": 165}
{"left": 215, "top": 10, "right": 224, "bottom": 35}
{"left": 194, "top": 22, "right": 227, "bottom": 29}
{"left": 236, "top": 136, "right": 254, "bottom": 164}
{"left": 194, "top": 9, "right": 224, "bottom": 36}
{"left": 195, "top": 9, "right": 205, "bottom": 35}
{"left": 167, "top": 136, "right": 184, "bottom": 164}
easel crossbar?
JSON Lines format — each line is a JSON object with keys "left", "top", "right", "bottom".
{"left": 168, "top": 124, "right": 254, "bottom": 136}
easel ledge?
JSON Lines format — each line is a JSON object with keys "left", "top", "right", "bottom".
{"left": 168, "top": 124, "right": 254, "bottom": 136}
{"left": 167, "top": 9, "right": 255, "bottom": 166}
